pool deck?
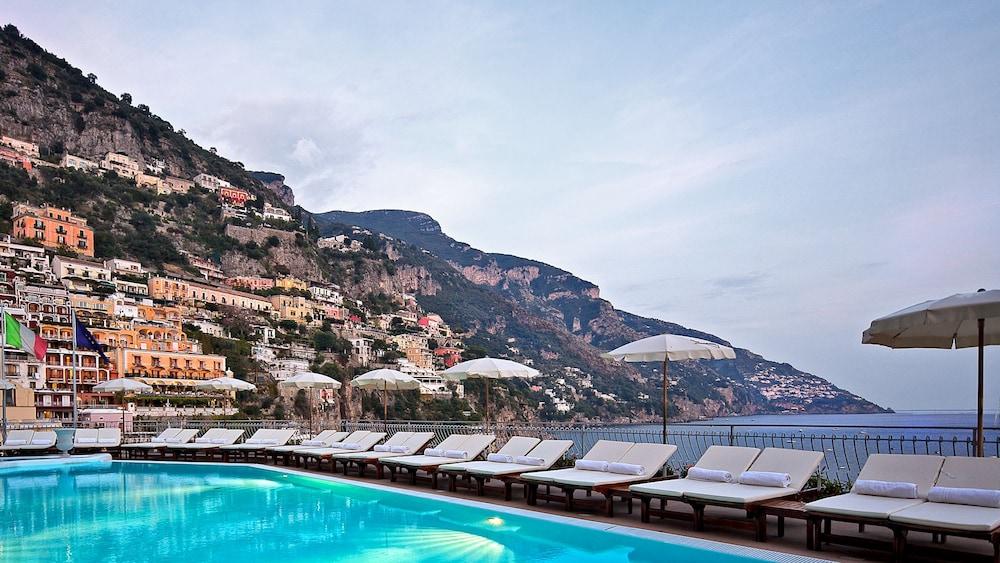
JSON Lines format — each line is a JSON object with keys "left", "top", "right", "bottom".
{"left": 281, "top": 463, "right": 994, "bottom": 563}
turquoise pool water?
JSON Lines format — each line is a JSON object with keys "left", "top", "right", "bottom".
{"left": 1, "top": 462, "right": 811, "bottom": 563}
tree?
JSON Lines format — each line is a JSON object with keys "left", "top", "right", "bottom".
{"left": 86, "top": 73, "right": 97, "bottom": 83}
{"left": 120, "top": 92, "right": 132, "bottom": 105}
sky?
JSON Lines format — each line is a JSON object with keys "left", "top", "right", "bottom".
{"left": 7, "top": 1, "right": 1000, "bottom": 411}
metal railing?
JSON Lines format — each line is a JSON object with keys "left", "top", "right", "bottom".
{"left": 7, "top": 418, "right": 997, "bottom": 484}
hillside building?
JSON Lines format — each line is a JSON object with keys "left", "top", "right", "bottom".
{"left": 12, "top": 202, "right": 95, "bottom": 257}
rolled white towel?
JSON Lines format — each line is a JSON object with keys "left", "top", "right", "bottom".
{"left": 514, "top": 455, "right": 546, "bottom": 467}
{"left": 608, "top": 462, "right": 646, "bottom": 476}
{"left": 339, "top": 442, "right": 362, "bottom": 450}
{"left": 486, "top": 453, "right": 514, "bottom": 464}
{"left": 575, "top": 459, "right": 610, "bottom": 472}
{"left": 687, "top": 467, "right": 734, "bottom": 483}
{"left": 373, "top": 444, "right": 392, "bottom": 452}
{"left": 424, "top": 448, "right": 446, "bottom": 457}
{"left": 927, "top": 486, "right": 1000, "bottom": 508}
{"left": 852, "top": 479, "right": 918, "bottom": 499}
{"left": 301, "top": 439, "right": 326, "bottom": 447}
{"left": 739, "top": 471, "right": 792, "bottom": 488}
{"left": 5, "top": 439, "right": 28, "bottom": 446}
{"left": 390, "top": 445, "right": 411, "bottom": 454}
{"left": 445, "top": 449, "right": 468, "bottom": 459}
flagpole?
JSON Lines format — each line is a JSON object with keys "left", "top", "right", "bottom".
{"left": 1, "top": 304, "right": 8, "bottom": 441}
{"left": 71, "top": 309, "right": 78, "bottom": 428}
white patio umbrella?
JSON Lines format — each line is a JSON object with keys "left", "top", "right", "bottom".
{"left": 280, "top": 371, "right": 342, "bottom": 435}
{"left": 863, "top": 288, "right": 1000, "bottom": 456}
{"left": 351, "top": 368, "right": 421, "bottom": 427}
{"left": 603, "top": 334, "right": 736, "bottom": 443}
{"left": 195, "top": 376, "right": 256, "bottom": 415}
{"left": 441, "top": 357, "right": 539, "bottom": 426}
{"left": 93, "top": 378, "right": 153, "bottom": 431}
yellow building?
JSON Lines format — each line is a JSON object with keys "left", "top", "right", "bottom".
{"left": 275, "top": 276, "right": 308, "bottom": 291}
{"left": 270, "top": 294, "right": 312, "bottom": 322}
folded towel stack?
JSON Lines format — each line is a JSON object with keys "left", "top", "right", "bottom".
{"left": 514, "top": 455, "right": 546, "bottom": 467}
{"left": 927, "top": 486, "right": 1000, "bottom": 508}
{"left": 575, "top": 459, "right": 610, "bottom": 472}
{"left": 739, "top": 471, "right": 792, "bottom": 488}
{"left": 373, "top": 444, "right": 392, "bottom": 452}
{"left": 301, "top": 439, "right": 326, "bottom": 447}
{"left": 852, "top": 479, "right": 918, "bottom": 499}
{"left": 444, "top": 449, "right": 468, "bottom": 459}
{"left": 390, "top": 445, "right": 410, "bottom": 454}
{"left": 425, "top": 448, "right": 446, "bottom": 457}
{"left": 687, "top": 467, "right": 734, "bottom": 483}
{"left": 608, "top": 462, "right": 645, "bottom": 475}
{"left": 486, "top": 453, "right": 514, "bottom": 464}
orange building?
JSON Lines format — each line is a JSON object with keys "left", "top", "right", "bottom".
{"left": 12, "top": 202, "right": 95, "bottom": 257}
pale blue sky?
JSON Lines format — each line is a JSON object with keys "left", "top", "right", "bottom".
{"left": 8, "top": 2, "right": 1000, "bottom": 410}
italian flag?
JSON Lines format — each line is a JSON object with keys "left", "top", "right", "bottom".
{"left": 4, "top": 312, "right": 48, "bottom": 359}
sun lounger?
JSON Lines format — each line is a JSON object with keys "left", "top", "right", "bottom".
{"left": 0, "top": 430, "right": 57, "bottom": 454}
{"left": 296, "top": 431, "right": 387, "bottom": 471}
{"left": 338, "top": 432, "right": 436, "bottom": 478}
{"left": 669, "top": 447, "right": 825, "bottom": 541}
{"left": 121, "top": 429, "right": 199, "bottom": 459}
{"left": 888, "top": 457, "right": 1000, "bottom": 561}
{"left": 266, "top": 430, "right": 349, "bottom": 465}
{"left": 442, "top": 439, "right": 574, "bottom": 498}
{"left": 522, "top": 441, "right": 677, "bottom": 515}
{"left": 289, "top": 430, "right": 370, "bottom": 466}
{"left": 805, "top": 453, "right": 944, "bottom": 553}
{"left": 166, "top": 429, "right": 245, "bottom": 459}
{"left": 631, "top": 445, "right": 762, "bottom": 501}
{"left": 219, "top": 429, "right": 297, "bottom": 462}
{"left": 381, "top": 434, "right": 497, "bottom": 487}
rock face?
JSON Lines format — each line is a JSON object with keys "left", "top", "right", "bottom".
{"left": 314, "top": 209, "right": 889, "bottom": 420}
{"left": 250, "top": 171, "right": 295, "bottom": 206}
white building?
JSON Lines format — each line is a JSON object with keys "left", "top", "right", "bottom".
{"left": 60, "top": 153, "right": 99, "bottom": 172}
{"left": 193, "top": 173, "right": 230, "bottom": 191}
{"left": 262, "top": 203, "right": 293, "bottom": 222}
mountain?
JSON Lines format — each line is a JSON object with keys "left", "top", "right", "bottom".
{"left": 315, "top": 210, "right": 888, "bottom": 419}
{"left": 0, "top": 24, "right": 887, "bottom": 421}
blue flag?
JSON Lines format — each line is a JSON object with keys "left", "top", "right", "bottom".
{"left": 74, "top": 313, "right": 110, "bottom": 364}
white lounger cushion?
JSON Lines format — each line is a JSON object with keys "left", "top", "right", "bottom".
{"left": 890, "top": 501, "right": 1000, "bottom": 532}
{"left": 807, "top": 493, "right": 926, "bottom": 519}
{"left": 685, "top": 448, "right": 825, "bottom": 504}
{"left": 523, "top": 440, "right": 634, "bottom": 483}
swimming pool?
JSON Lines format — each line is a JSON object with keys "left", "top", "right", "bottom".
{"left": 1, "top": 462, "right": 825, "bottom": 563}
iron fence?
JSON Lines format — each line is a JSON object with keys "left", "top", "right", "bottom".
{"left": 6, "top": 417, "right": 997, "bottom": 484}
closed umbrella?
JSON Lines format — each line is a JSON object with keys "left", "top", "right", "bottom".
{"left": 441, "top": 357, "right": 539, "bottom": 426}
{"left": 603, "top": 334, "right": 736, "bottom": 443}
{"left": 351, "top": 368, "right": 421, "bottom": 428}
{"left": 863, "top": 288, "right": 1000, "bottom": 456}
{"left": 93, "top": 378, "right": 153, "bottom": 431}
{"left": 280, "top": 371, "right": 342, "bottom": 436}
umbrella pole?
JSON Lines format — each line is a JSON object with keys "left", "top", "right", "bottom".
{"left": 662, "top": 359, "right": 668, "bottom": 445}
{"left": 978, "top": 318, "right": 985, "bottom": 457}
